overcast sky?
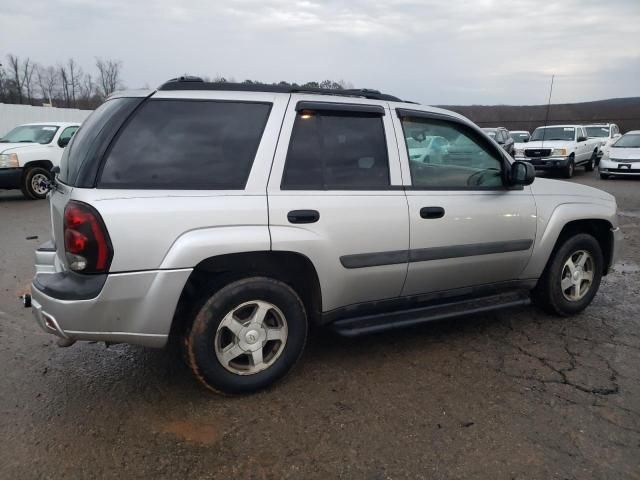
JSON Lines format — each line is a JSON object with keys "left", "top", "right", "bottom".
{"left": 2, "top": 0, "right": 639, "bottom": 105}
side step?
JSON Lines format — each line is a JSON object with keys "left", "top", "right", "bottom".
{"left": 330, "top": 291, "right": 530, "bottom": 337}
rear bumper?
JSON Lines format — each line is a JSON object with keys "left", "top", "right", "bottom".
{"left": 30, "top": 246, "right": 192, "bottom": 347}
{"left": 0, "top": 167, "right": 22, "bottom": 189}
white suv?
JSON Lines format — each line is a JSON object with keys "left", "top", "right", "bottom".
{"left": 0, "top": 122, "right": 80, "bottom": 199}
{"left": 29, "top": 79, "right": 622, "bottom": 394}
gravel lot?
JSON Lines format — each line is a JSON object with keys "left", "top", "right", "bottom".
{"left": 1, "top": 172, "right": 639, "bottom": 479}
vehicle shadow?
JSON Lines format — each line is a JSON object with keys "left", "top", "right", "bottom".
{"left": 0, "top": 191, "right": 30, "bottom": 202}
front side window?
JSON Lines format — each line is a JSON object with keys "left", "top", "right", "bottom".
{"left": 282, "top": 111, "right": 390, "bottom": 189}
{"left": 99, "top": 100, "right": 271, "bottom": 189}
{"left": 58, "top": 126, "right": 79, "bottom": 147}
{"left": 0, "top": 125, "right": 59, "bottom": 144}
{"left": 401, "top": 116, "right": 504, "bottom": 189}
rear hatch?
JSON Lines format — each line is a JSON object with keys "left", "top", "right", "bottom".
{"left": 48, "top": 94, "right": 150, "bottom": 268}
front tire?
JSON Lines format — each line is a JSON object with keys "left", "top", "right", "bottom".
{"left": 186, "top": 277, "right": 308, "bottom": 394}
{"left": 532, "top": 233, "right": 603, "bottom": 316}
{"left": 21, "top": 167, "right": 51, "bottom": 200}
{"left": 562, "top": 158, "right": 575, "bottom": 179}
{"left": 599, "top": 172, "right": 610, "bottom": 180}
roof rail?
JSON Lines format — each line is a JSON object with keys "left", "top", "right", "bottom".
{"left": 157, "top": 78, "right": 404, "bottom": 102}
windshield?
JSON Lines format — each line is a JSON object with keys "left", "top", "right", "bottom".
{"left": 531, "top": 127, "right": 575, "bottom": 142}
{"left": 482, "top": 129, "right": 496, "bottom": 138}
{"left": 585, "top": 126, "right": 609, "bottom": 138}
{"left": 0, "top": 125, "right": 59, "bottom": 144}
{"left": 510, "top": 132, "right": 529, "bottom": 142}
{"left": 613, "top": 134, "right": 640, "bottom": 148}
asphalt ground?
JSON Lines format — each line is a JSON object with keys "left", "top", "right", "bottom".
{"left": 1, "top": 170, "right": 639, "bottom": 479}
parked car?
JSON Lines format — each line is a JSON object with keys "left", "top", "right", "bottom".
{"left": 509, "top": 130, "right": 531, "bottom": 143}
{"left": 29, "top": 79, "right": 622, "bottom": 394}
{"left": 585, "top": 123, "right": 622, "bottom": 161}
{"left": 482, "top": 127, "right": 515, "bottom": 155}
{"left": 599, "top": 130, "right": 640, "bottom": 179}
{"left": 0, "top": 122, "right": 80, "bottom": 199}
{"left": 514, "top": 125, "right": 600, "bottom": 178}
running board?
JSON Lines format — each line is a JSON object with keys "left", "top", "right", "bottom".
{"left": 330, "top": 292, "right": 530, "bottom": 337}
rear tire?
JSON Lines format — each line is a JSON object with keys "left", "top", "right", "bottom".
{"left": 532, "top": 233, "right": 603, "bottom": 316}
{"left": 585, "top": 152, "right": 596, "bottom": 172}
{"left": 185, "top": 277, "right": 308, "bottom": 394}
{"left": 21, "top": 167, "right": 50, "bottom": 200}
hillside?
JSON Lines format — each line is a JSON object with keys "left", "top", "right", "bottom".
{"left": 438, "top": 97, "right": 640, "bottom": 133}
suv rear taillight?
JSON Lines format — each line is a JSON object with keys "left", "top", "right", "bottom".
{"left": 63, "top": 201, "right": 113, "bottom": 273}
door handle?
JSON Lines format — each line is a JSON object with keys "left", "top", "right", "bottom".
{"left": 287, "top": 210, "right": 320, "bottom": 224}
{"left": 420, "top": 206, "right": 445, "bottom": 219}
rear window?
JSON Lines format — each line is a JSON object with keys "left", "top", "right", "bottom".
{"left": 59, "top": 98, "right": 142, "bottom": 186}
{"left": 98, "top": 100, "right": 271, "bottom": 189}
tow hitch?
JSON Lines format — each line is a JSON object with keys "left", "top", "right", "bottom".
{"left": 22, "top": 293, "right": 32, "bottom": 308}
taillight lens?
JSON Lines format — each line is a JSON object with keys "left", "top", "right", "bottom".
{"left": 63, "top": 201, "right": 113, "bottom": 273}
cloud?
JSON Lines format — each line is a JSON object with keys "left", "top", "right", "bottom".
{"left": 1, "top": 0, "right": 638, "bottom": 104}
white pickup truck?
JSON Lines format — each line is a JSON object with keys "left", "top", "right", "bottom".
{"left": 514, "top": 125, "right": 600, "bottom": 178}
{"left": 0, "top": 122, "right": 80, "bottom": 199}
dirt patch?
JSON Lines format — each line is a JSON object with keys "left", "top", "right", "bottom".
{"left": 159, "top": 419, "right": 221, "bottom": 445}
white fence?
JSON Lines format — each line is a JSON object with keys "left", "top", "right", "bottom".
{"left": 0, "top": 103, "right": 93, "bottom": 135}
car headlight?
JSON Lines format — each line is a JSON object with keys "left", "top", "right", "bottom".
{"left": 515, "top": 148, "right": 525, "bottom": 157}
{"left": 0, "top": 153, "right": 19, "bottom": 168}
{"left": 552, "top": 148, "right": 568, "bottom": 156}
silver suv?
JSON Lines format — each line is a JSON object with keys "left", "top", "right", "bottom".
{"left": 30, "top": 78, "right": 623, "bottom": 394}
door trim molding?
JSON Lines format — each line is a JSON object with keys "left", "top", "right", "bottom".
{"left": 339, "top": 239, "right": 533, "bottom": 269}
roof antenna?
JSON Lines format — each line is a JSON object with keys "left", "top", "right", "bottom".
{"left": 541, "top": 74, "right": 554, "bottom": 148}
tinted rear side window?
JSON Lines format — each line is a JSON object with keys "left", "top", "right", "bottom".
{"left": 282, "top": 111, "right": 389, "bottom": 190}
{"left": 59, "top": 97, "right": 142, "bottom": 186}
{"left": 98, "top": 100, "right": 271, "bottom": 189}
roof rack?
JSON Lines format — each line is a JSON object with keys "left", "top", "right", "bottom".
{"left": 158, "top": 76, "right": 404, "bottom": 102}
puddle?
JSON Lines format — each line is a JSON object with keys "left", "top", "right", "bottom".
{"left": 159, "top": 419, "right": 221, "bottom": 445}
{"left": 612, "top": 261, "right": 640, "bottom": 274}
{"left": 618, "top": 210, "right": 640, "bottom": 219}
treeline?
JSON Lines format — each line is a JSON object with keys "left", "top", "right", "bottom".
{"left": 199, "top": 76, "right": 353, "bottom": 90}
{"left": 0, "top": 54, "right": 124, "bottom": 109}
{"left": 0, "top": 53, "right": 354, "bottom": 110}
{"left": 440, "top": 97, "right": 640, "bottom": 133}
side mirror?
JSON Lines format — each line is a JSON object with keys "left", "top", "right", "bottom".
{"left": 58, "top": 136, "right": 71, "bottom": 148}
{"left": 510, "top": 161, "right": 535, "bottom": 186}
{"left": 523, "top": 138, "right": 529, "bottom": 143}
{"left": 577, "top": 136, "right": 587, "bottom": 142}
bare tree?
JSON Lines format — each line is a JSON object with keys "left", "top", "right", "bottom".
{"left": 0, "top": 66, "right": 7, "bottom": 102}
{"left": 36, "top": 64, "right": 59, "bottom": 106}
{"left": 22, "top": 58, "right": 36, "bottom": 104}
{"left": 67, "top": 58, "right": 82, "bottom": 106}
{"left": 7, "top": 54, "right": 24, "bottom": 103}
{"left": 95, "top": 57, "right": 123, "bottom": 99}
{"left": 58, "top": 63, "right": 71, "bottom": 107}
{"left": 78, "top": 73, "right": 96, "bottom": 107}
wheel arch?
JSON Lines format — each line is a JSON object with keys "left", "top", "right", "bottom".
{"left": 170, "top": 250, "right": 323, "bottom": 341}
{"left": 523, "top": 203, "right": 616, "bottom": 279}
{"left": 22, "top": 159, "right": 54, "bottom": 172}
